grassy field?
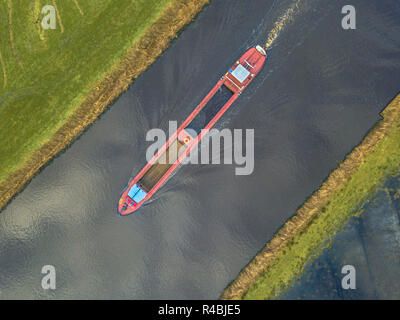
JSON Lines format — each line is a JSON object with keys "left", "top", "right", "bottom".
{"left": 221, "top": 93, "right": 400, "bottom": 300}
{"left": 0, "top": 0, "right": 172, "bottom": 184}
{"left": 0, "top": 0, "right": 210, "bottom": 209}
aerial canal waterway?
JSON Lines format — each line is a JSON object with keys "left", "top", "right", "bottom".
{"left": 0, "top": 0, "right": 210, "bottom": 211}
{"left": 1, "top": 0, "right": 400, "bottom": 298}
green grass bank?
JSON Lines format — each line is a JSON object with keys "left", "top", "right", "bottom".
{"left": 0, "top": 0, "right": 210, "bottom": 210}
{"left": 221, "top": 93, "right": 400, "bottom": 300}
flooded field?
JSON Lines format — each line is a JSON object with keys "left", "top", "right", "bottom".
{"left": 283, "top": 173, "right": 400, "bottom": 299}
{"left": 0, "top": 0, "right": 400, "bottom": 299}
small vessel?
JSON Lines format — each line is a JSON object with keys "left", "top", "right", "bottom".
{"left": 118, "top": 45, "right": 267, "bottom": 215}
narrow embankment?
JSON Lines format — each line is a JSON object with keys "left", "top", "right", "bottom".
{"left": 221, "top": 93, "right": 400, "bottom": 300}
{"left": 0, "top": 0, "right": 210, "bottom": 211}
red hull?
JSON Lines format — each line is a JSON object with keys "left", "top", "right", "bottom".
{"left": 118, "top": 46, "right": 267, "bottom": 215}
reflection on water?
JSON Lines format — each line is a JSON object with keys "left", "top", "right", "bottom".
{"left": 283, "top": 173, "right": 400, "bottom": 299}
{"left": 0, "top": 0, "right": 400, "bottom": 299}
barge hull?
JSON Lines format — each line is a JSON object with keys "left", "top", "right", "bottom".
{"left": 118, "top": 46, "right": 266, "bottom": 215}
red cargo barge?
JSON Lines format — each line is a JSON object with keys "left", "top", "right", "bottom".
{"left": 118, "top": 45, "right": 267, "bottom": 215}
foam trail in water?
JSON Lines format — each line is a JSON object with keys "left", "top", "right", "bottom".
{"left": 265, "top": 1, "right": 302, "bottom": 49}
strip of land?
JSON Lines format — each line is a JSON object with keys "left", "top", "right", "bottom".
{"left": 221, "top": 93, "right": 400, "bottom": 300}
{"left": 0, "top": 0, "right": 210, "bottom": 211}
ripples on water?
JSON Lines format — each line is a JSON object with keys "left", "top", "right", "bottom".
{"left": 283, "top": 174, "right": 400, "bottom": 299}
{"left": 0, "top": 0, "right": 400, "bottom": 299}
{"left": 264, "top": 0, "right": 302, "bottom": 49}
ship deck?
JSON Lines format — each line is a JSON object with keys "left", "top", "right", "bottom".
{"left": 139, "top": 139, "right": 186, "bottom": 191}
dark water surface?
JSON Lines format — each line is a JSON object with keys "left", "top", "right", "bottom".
{"left": 283, "top": 174, "right": 400, "bottom": 300}
{"left": 1, "top": 0, "right": 400, "bottom": 299}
